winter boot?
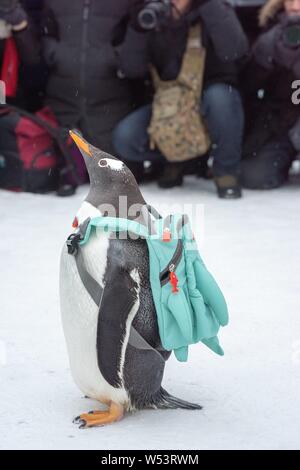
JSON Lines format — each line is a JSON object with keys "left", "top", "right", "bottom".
{"left": 158, "top": 161, "right": 186, "bottom": 189}
{"left": 215, "top": 175, "right": 242, "bottom": 199}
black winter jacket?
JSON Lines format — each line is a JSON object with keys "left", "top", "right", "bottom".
{"left": 41, "top": 0, "right": 134, "bottom": 153}
{"left": 117, "top": 0, "right": 249, "bottom": 89}
{"left": 242, "top": 11, "right": 300, "bottom": 138}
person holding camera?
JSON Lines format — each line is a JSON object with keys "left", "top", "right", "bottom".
{"left": 113, "top": 0, "right": 248, "bottom": 199}
{"left": 241, "top": 0, "right": 300, "bottom": 189}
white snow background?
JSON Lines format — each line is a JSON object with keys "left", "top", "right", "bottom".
{"left": 1, "top": 176, "right": 300, "bottom": 450}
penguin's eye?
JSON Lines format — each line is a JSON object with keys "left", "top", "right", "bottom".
{"left": 99, "top": 159, "right": 108, "bottom": 167}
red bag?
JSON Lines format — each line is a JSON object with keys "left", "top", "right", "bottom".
{"left": 0, "top": 105, "right": 86, "bottom": 194}
{"left": 16, "top": 107, "right": 59, "bottom": 171}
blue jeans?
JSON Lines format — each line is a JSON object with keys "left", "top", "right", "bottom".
{"left": 113, "top": 83, "right": 244, "bottom": 176}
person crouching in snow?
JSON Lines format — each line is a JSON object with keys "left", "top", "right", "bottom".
{"left": 241, "top": 0, "right": 300, "bottom": 189}
{"left": 113, "top": 0, "right": 248, "bottom": 199}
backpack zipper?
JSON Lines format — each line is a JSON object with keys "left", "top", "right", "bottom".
{"left": 160, "top": 239, "right": 183, "bottom": 286}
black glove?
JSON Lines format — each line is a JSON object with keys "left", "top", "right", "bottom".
{"left": 0, "top": 0, "right": 19, "bottom": 12}
{"left": 0, "top": 1, "right": 27, "bottom": 29}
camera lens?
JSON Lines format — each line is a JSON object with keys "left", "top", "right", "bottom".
{"left": 138, "top": 9, "right": 157, "bottom": 30}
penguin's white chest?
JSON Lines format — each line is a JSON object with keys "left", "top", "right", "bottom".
{"left": 59, "top": 227, "right": 129, "bottom": 405}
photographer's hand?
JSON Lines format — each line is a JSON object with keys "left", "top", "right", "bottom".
{"left": 0, "top": 1, "right": 28, "bottom": 31}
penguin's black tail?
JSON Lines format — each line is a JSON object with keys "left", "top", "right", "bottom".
{"left": 152, "top": 388, "right": 202, "bottom": 410}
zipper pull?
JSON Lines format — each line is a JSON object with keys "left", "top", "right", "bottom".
{"left": 169, "top": 265, "right": 179, "bottom": 293}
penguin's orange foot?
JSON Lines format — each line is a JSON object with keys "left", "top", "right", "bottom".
{"left": 73, "top": 402, "right": 124, "bottom": 429}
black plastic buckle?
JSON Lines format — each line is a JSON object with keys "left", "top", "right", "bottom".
{"left": 66, "top": 233, "right": 83, "bottom": 255}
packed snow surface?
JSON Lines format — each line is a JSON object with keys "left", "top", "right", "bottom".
{"left": 1, "top": 177, "right": 300, "bottom": 450}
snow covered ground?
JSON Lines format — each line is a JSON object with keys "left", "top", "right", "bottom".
{"left": 1, "top": 176, "right": 300, "bottom": 450}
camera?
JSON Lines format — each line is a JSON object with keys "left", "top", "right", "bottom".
{"left": 137, "top": 0, "right": 173, "bottom": 31}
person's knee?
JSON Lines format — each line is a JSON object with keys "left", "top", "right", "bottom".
{"left": 202, "top": 83, "right": 244, "bottom": 140}
{"left": 241, "top": 157, "right": 287, "bottom": 189}
{"left": 203, "top": 83, "right": 242, "bottom": 112}
{"left": 113, "top": 106, "right": 152, "bottom": 160}
{"left": 112, "top": 118, "right": 133, "bottom": 156}
{"left": 241, "top": 139, "right": 294, "bottom": 189}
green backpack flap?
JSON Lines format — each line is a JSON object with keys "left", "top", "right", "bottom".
{"left": 78, "top": 212, "right": 229, "bottom": 362}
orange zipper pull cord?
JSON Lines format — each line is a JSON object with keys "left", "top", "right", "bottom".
{"left": 169, "top": 271, "right": 179, "bottom": 293}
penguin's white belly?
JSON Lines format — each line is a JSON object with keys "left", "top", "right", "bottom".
{"left": 59, "top": 233, "right": 129, "bottom": 405}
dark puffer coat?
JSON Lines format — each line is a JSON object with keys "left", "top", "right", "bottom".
{"left": 41, "top": 0, "right": 133, "bottom": 153}
{"left": 242, "top": 9, "right": 300, "bottom": 151}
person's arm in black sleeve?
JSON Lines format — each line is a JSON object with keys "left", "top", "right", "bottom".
{"left": 115, "top": 2, "right": 150, "bottom": 79}
{"left": 116, "top": 25, "right": 150, "bottom": 78}
{"left": 241, "top": 59, "right": 271, "bottom": 99}
{"left": 240, "top": 29, "right": 277, "bottom": 98}
{"left": 196, "top": 0, "right": 249, "bottom": 61}
{"left": 251, "top": 26, "right": 279, "bottom": 71}
{"left": 13, "top": 22, "right": 40, "bottom": 65}
{"left": 39, "top": 5, "right": 59, "bottom": 67}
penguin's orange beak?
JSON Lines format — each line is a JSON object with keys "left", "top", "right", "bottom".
{"left": 69, "top": 130, "right": 92, "bottom": 157}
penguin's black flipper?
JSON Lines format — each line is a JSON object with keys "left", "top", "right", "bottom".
{"left": 96, "top": 262, "right": 138, "bottom": 388}
{"left": 152, "top": 388, "right": 202, "bottom": 410}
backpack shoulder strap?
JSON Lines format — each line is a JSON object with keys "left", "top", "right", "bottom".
{"left": 149, "top": 64, "right": 163, "bottom": 90}
{"left": 66, "top": 225, "right": 165, "bottom": 363}
{"left": 78, "top": 216, "right": 150, "bottom": 246}
{"left": 178, "top": 23, "right": 206, "bottom": 93}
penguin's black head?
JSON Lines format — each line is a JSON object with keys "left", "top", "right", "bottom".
{"left": 70, "top": 130, "right": 145, "bottom": 216}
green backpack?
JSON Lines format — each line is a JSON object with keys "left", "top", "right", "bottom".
{"left": 77, "top": 209, "right": 228, "bottom": 362}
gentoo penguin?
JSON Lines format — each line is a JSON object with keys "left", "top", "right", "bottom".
{"left": 60, "top": 130, "right": 201, "bottom": 428}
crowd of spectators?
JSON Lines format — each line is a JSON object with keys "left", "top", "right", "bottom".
{"left": 0, "top": 0, "right": 299, "bottom": 198}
